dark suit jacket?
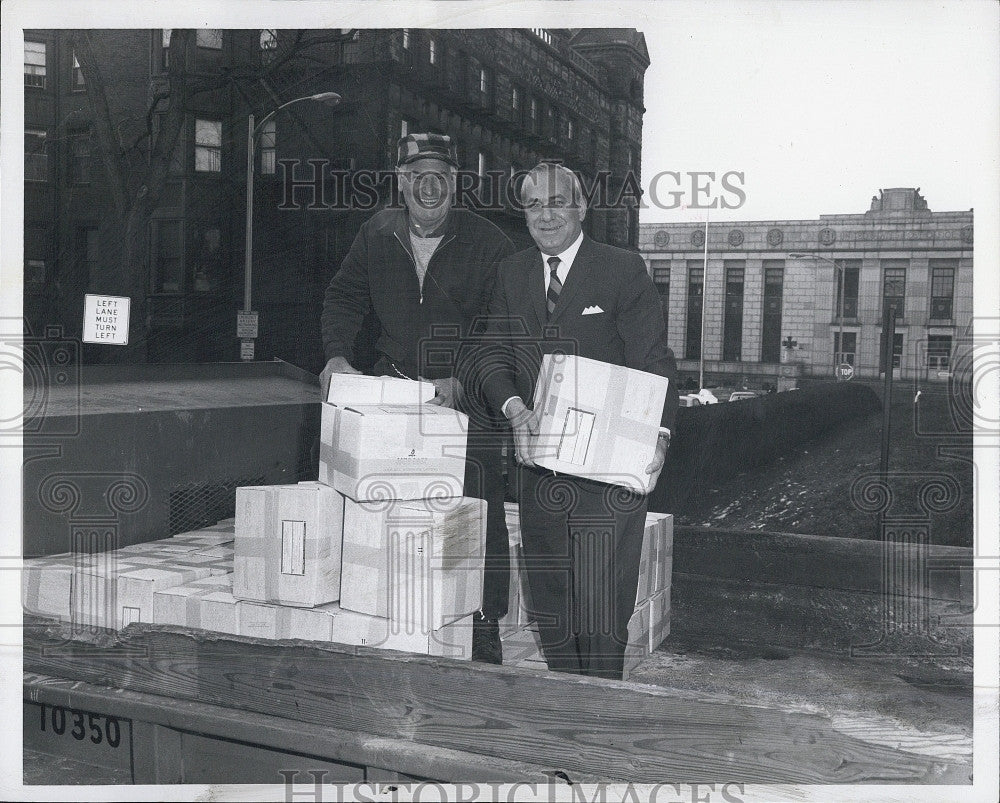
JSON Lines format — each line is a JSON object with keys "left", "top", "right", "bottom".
{"left": 481, "top": 235, "right": 679, "bottom": 432}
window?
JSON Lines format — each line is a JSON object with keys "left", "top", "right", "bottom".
{"left": 891, "top": 333, "right": 903, "bottom": 369}
{"left": 881, "top": 259, "right": 907, "bottom": 319}
{"left": 260, "top": 120, "right": 276, "bottom": 175}
{"left": 722, "top": 262, "right": 745, "bottom": 362}
{"left": 25, "top": 41, "right": 46, "bottom": 88}
{"left": 930, "top": 259, "right": 956, "bottom": 319}
{"left": 196, "top": 30, "right": 223, "bottom": 49}
{"left": 152, "top": 219, "right": 184, "bottom": 293}
{"left": 25, "top": 259, "right": 46, "bottom": 287}
{"left": 69, "top": 133, "right": 92, "bottom": 184}
{"left": 25, "top": 130, "right": 47, "bottom": 182}
{"left": 529, "top": 98, "right": 539, "bottom": 134}
{"left": 402, "top": 29, "right": 411, "bottom": 50}
{"left": 479, "top": 68, "right": 488, "bottom": 94}
{"left": 260, "top": 30, "right": 278, "bottom": 63}
{"left": 926, "top": 335, "right": 952, "bottom": 370}
{"left": 531, "top": 28, "right": 555, "bottom": 47}
{"left": 566, "top": 118, "right": 574, "bottom": 142}
{"left": 72, "top": 53, "right": 85, "bottom": 90}
{"left": 512, "top": 86, "right": 520, "bottom": 113}
{"left": 194, "top": 119, "right": 222, "bottom": 172}
{"left": 685, "top": 261, "right": 704, "bottom": 360}
{"left": 76, "top": 227, "right": 99, "bottom": 290}
{"left": 761, "top": 261, "right": 784, "bottom": 363}
{"left": 428, "top": 37, "right": 437, "bottom": 65}
{"left": 834, "top": 259, "right": 860, "bottom": 319}
{"left": 834, "top": 332, "right": 857, "bottom": 366}
{"left": 161, "top": 30, "right": 171, "bottom": 71}
{"left": 650, "top": 259, "right": 670, "bottom": 333}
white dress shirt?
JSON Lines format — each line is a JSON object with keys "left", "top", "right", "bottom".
{"left": 502, "top": 232, "right": 585, "bottom": 418}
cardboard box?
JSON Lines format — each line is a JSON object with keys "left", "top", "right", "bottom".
{"left": 116, "top": 564, "right": 221, "bottom": 629}
{"left": 529, "top": 354, "right": 669, "bottom": 493}
{"left": 650, "top": 514, "right": 674, "bottom": 594}
{"left": 648, "top": 589, "right": 670, "bottom": 652}
{"left": 501, "top": 623, "right": 545, "bottom": 665}
{"left": 153, "top": 574, "right": 240, "bottom": 635}
{"left": 22, "top": 556, "right": 79, "bottom": 621}
{"left": 325, "top": 603, "right": 473, "bottom": 659}
{"left": 635, "top": 515, "right": 663, "bottom": 605}
{"left": 71, "top": 554, "right": 174, "bottom": 629}
{"left": 233, "top": 481, "right": 344, "bottom": 608}
{"left": 327, "top": 374, "right": 435, "bottom": 406}
{"left": 623, "top": 602, "right": 651, "bottom": 681}
{"left": 320, "top": 404, "right": 468, "bottom": 502}
{"left": 340, "top": 496, "right": 485, "bottom": 630}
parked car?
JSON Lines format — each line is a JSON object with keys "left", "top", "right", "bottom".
{"left": 678, "top": 389, "right": 719, "bottom": 407}
{"left": 728, "top": 390, "right": 760, "bottom": 402}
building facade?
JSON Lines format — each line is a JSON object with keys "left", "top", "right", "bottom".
{"left": 639, "top": 188, "right": 973, "bottom": 386}
{"left": 23, "top": 28, "right": 649, "bottom": 371}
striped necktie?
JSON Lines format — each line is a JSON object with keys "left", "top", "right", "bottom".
{"left": 546, "top": 256, "right": 562, "bottom": 318}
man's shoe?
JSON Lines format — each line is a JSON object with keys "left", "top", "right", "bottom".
{"left": 472, "top": 612, "right": 503, "bottom": 664}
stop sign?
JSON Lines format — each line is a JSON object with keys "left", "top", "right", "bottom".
{"left": 836, "top": 363, "right": 855, "bottom": 381}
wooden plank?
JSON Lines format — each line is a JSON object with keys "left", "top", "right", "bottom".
{"left": 24, "top": 672, "right": 568, "bottom": 783}
{"left": 23, "top": 623, "right": 972, "bottom": 784}
{"left": 674, "top": 526, "right": 972, "bottom": 604}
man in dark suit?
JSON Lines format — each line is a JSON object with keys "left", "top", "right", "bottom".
{"left": 320, "top": 133, "right": 515, "bottom": 663}
{"left": 480, "top": 162, "right": 678, "bottom": 679}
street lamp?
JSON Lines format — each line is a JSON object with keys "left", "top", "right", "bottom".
{"left": 242, "top": 91, "right": 341, "bottom": 359}
{"left": 789, "top": 252, "right": 845, "bottom": 376}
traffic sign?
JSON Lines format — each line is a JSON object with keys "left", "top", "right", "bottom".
{"left": 237, "top": 311, "right": 259, "bottom": 339}
{"left": 240, "top": 339, "right": 255, "bottom": 361}
{"left": 835, "top": 362, "right": 855, "bottom": 381}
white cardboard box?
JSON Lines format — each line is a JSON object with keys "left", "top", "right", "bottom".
{"left": 529, "top": 354, "right": 669, "bottom": 493}
{"left": 339, "top": 496, "right": 485, "bottom": 630}
{"left": 233, "top": 481, "right": 344, "bottom": 608}
{"left": 648, "top": 588, "right": 671, "bottom": 652}
{"left": 327, "top": 374, "right": 436, "bottom": 406}
{"left": 624, "top": 602, "right": 651, "bottom": 681}
{"left": 153, "top": 574, "right": 240, "bottom": 635}
{"left": 320, "top": 404, "right": 468, "bottom": 502}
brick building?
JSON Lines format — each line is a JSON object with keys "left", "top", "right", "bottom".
{"left": 23, "top": 28, "right": 649, "bottom": 371}
{"left": 639, "top": 188, "right": 973, "bottom": 385}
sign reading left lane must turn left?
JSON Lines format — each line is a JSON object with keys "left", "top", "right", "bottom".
{"left": 82, "top": 294, "right": 130, "bottom": 345}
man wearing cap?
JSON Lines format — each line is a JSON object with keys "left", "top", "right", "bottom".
{"left": 320, "top": 133, "right": 515, "bottom": 663}
{"left": 480, "top": 162, "right": 679, "bottom": 680}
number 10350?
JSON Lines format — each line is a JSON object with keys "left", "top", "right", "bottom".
{"left": 37, "top": 702, "right": 122, "bottom": 749}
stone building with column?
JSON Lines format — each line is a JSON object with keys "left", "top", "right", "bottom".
{"left": 639, "top": 188, "right": 973, "bottom": 387}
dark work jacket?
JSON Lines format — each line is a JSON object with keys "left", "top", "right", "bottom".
{"left": 321, "top": 207, "right": 514, "bottom": 422}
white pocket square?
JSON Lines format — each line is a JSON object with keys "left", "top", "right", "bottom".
{"left": 582, "top": 305, "right": 604, "bottom": 315}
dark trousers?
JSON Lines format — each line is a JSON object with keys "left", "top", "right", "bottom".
{"left": 464, "top": 439, "right": 510, "bottom": 620}
{"left": 516, "top": 466, "right": 646, "bottom": 679}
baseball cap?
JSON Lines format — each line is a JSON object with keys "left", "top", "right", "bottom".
{"left": 396, "top": 132, "right": 459, "bottom": 168}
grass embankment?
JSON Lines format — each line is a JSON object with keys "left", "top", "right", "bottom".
{"left": 677, "top": 382, "right": 974, "bottom": 547}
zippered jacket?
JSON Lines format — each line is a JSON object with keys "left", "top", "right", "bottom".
{"left": 321, "top": 206, "right": 515, "bottom": 394}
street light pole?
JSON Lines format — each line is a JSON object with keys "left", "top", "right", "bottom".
{"left": 242, "top": 91, "right": 341, "bottom": 358}
{"left": 699, "top": 209, "right": 709, "bottom": 390}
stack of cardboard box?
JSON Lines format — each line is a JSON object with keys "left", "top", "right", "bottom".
{"left": 222, "top": 374, "right": 485, "bottom": 657}
{"left": 22, "top": 528, "right": 234, "bottom": 629}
